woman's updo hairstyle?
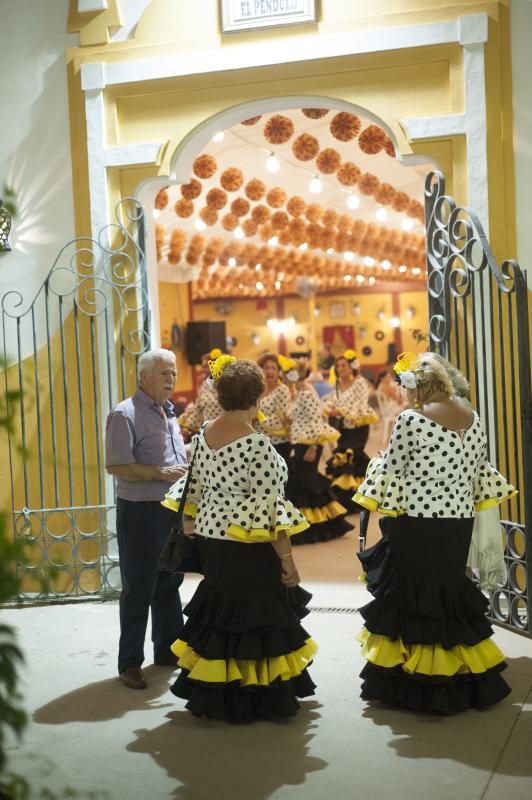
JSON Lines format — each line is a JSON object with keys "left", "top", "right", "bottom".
{"left": 413, "top": 352, "right": 454, "bottom": 404}
{"left": 215, "top": 359, "right": 265, "bottom": 410}
{"left": 295, "top": 358, "right": 311, "bottom": 380}
{"left": 431, "top": 352, "right": 471, "bottom": 402}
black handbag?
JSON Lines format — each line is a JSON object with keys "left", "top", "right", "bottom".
{"left": 159, "top": 431, "right": 204, "bottom": 574}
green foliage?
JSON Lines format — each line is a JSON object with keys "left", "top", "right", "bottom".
{"left": 1, "top": 184, "right": 17, "bottom": 218}
{"left": 409, "top": 328, "right": 429, "bottom": 345}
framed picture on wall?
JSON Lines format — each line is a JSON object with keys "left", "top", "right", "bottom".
{"left": 329, "top": 301, "right": 345, "bottom": 319}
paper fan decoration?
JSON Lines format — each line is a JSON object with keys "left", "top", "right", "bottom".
{"left": 231, "top": 197, "right": 250, "bottom": 217}
{"left": 330, "top": 112, "right": 361, "bottom": 142}
{"left": 358, "top": 125, "right": 387, "bottom": 155}
{"left": 193, "top": 154, "right": 217, "bottom": 179}
{"left": 264, "top": 114, "right": 295, "bottom": 145}
{"left": 220, "top": 168, "right": 244, "bottom": 192}
{"left": 322, "top": 209, "right": 339, "bottom": 228}
{"left": 271, "top": 211, "right": 289, "bottom": 230}
{"left": 222, "top": 213, "right": 239, "bottom": 231}
{"left": 287, "top": 196, "right": 306, "bottom": 217}
{"left": 180, "top": 179, "right": 202, "bottom": 200}
{"left": 174, "top": 198, "right": 194, "bottom": 218}
{"left": 243, "top": 219, "right": 258, "bottom": 237}
{"left": 154, "top": 189, "right": 169, "bottom": 210}
{"left": 292, "top": 133, "right": 320, "bottom": 161}
{"left": 375, "top": 183, "right": 396, "bottom": 205}
{"left": 301, "top": 108, "right": 329, "bottom": 119}
{"left": 251, "top": 205, "right": 271, "bottom": 225}
{"left": 241, "top": 116, "right": 262, "bottom": 126}
{"left": 305, "top": 203, "right": 323, "bottom": 222}
{"left": 337, "top": 162, "right": 361, "bottom": 186}
{"left": 383, "top": 136, "right": 396, "bottom": 157}
{"left": 245, "top": 179, "right": 266, "bottom": 201}
{"left": 316, "top": 148, "right": 341, "bottom": 174}
{"left": 391, "top": 191, "right": 410, "bottom": 212}
{"left": 266, "top": 187, "right": 286, "bottom": 208}
{"left": 206, "top": 188, "right": 227, "bottom": 210}
{"left": 199, "top": 207, "right": 218, "bottom": 225}
{"left": 357, "top": 173, "right": 380, "bottom": 195}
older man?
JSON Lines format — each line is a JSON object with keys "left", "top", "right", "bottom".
{"left": 105, "top": 349, "right": 187, "bottom": 689}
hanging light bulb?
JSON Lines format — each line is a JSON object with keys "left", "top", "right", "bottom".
{"left": 228, "top": 257, "right": 237, "bottom": 267}
{"left": 195, "top": 218, "right": 207, "bottom": 230}
{"left": 344, "top": 251, "right": 354, "bottom": 262}
{"left": 398, "top": 265, "right": 407, "bottom": 273}
{"left": 255, "top": 263, "right": 262, "bottom": 271}
{"left": 277, "top": 271, "right": 285, "bottom": 281}
{"left": 344, "top": 274, "right": 352, "bottom": 282}
{"left": 268, "top": 235, "right": 279, "bottom": 246}
{"left": 299, "top": 242, "right": 308, "bottom": 251}
{"left": 275, "top": 280, "right": 281, "bottom": 290}
{"left": 234, "top": 225, "right": 244, "bottom": 239}
{"left": 412, "top": 267, "right": 421, "bottom": 275}
{"left": 152, "top": 208, "right": 161, "bottom": 220}
{"left": 390, "top": 316, "right": 401, "bottom": 328}
{"left": 256, "top": 280, "right": 264, "bottom": 291}
{"left": 266, "top": 152, "right": 280, "bottom": 173}
{"left": 326, "top": 248, "right": 334, "bottom": 255}
{"left": 364, "top": 256, "right": 375, "bottom": 267}
{"left": 212, "top": 131, "right": 224, "bottom": 142}
{"left": 381, "top": 259, "right": 391, "bottom": 270}
{"left": 401, "top": 217, "right": 414, "bottom": 231}
{"left": 346, "top": 193, "right": 360, "bottom": 210}
{"left": 368, "top": 276, "right": 376, "bottom": 286}
{"left": 375, "top": 207, "right": 388, "bottom": 222}
{"left": 309, "top": 175, "right": 323, "bottom": 194}
{"left": 356, "top": 274, "right": 365, "bottom": 283}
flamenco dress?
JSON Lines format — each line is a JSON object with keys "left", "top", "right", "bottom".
{"left": 162, "top": 430, "right": 317, "bottom": 723}
{"left": 353, "top": 409, "right": 516, "bottom": 713}
{"left": 258, "top": 382, "right": 292, "bottom": 462}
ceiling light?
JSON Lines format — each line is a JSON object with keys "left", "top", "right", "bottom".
{"left": 255, "top": 263, "right": 262, "bottom": 271}
{"left": 368, "top": 276, "right": 376, "bottom": 286}
{"left": 234, "top": 226, "right": 244, "bottom": 239}
{"left": 346, "top": 194, "right": 360, "bottom": 210}
{"left": 344, "top": 274, "right": 352, "bottom": 282}
{"left": 344, "top": 251, "right": 354, "bottom": 262}
{"left": 390, "top": 316, "right": 401, "bottom": 328}
{"left": 356, "top": 275, "right": 365, "bottom": 283}
{"left": 256, "top": 280, "right": 264, "bottom": 291}
{"left": 268, "top": 235, "right": 279, "bottom": 245}
{"left": 398, "top": 265, "right": 407, "bottom": 273}
{"left": 238, "top": 282, "right": 244, "bottom": 289}
{"left": 299, "top": 242, "right": 308, "bottom": 251}
{"left": 309, "top": 176, "right": 323, "bottom": 194}
{"left": 212, "top": 131, "right": 224, "bottom": 142}
{"left": 412, "top": 267, "right": 421, "bottom": 275}
{"left": 275, "top": 280, "right": 281, "bottom": 290}
{"left": 228, "top": 257, "right": 237, "bottom": 267}
{"left": 266, "top": 153, "right": 280, "bottom": 173}
{"left": 375, "top": 207, "right": 388, "bottom": 222}
{"left": 153, "top": 208, "right": 161, "bottom": 220}
{"left": 364, "top": 256, "right": 375, "bottom": 267}
{"left": 326, "top": 247, "right": 334, "bottom": 255}
{"left": 381, "top": 260, "right": 391, "bottom": 270}
{"left": 277, "top": 271, "right": 285, "bottom": 280}
{"left": 195, "top": 218, "right": 207, "bottom": 230}
{"left": 401, "top": 217, "right": 414, "bottom": 231}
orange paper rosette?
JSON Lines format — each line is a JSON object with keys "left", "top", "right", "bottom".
{"left": 266, "top": 187, "right": 287, "bottom": 208}
{"left": 231, "top": 197, "right": 250, "bottom": 217}
{"left": 180, "top": 179, "right": 202, "bottom": 200}
{"left": 330, "top": 112, "right": 361, "bottom": 142}
{"left": 301, "top": 108, "right": 329, "bottom": 119}
{"left": 316, "top": 148, "right": 341, "bottom": 174}
{"left": 174, "top": 198, "right": 194, "bottom": 218}
{"left": 206, "top": 188, "right": 227, "bottom": 210}
{"left": 193, "top": 154, "right": 217, "bottom": 179}
{"left": 337, "top": 162, "right": 361, "bottom": 186}
{"left": 305, "top": 203, "right": 323, "bottom": 222}
{"left": 357, "top": 173, "right": 380, "bottom": 195}
{"left": 251, "top": 205, "right": 271, "bottom": 225}
{"left": 287, "top": 196, "right": 306, "bottom": 217}
{"left": 241, "top": 116, "right": 262, "bottom": 126}
{"left": 271, "top": 211, "right": 289, "bottom": 230}
{"left": 358, "top": 125, "right": 387, "bottom": 155}
{"left": 243, "top": 219, "right": 258, "bottom": 237}
{"left": 264, "top": 114, "right": 295, "bottom": 144}
{"left": 154, "top": 189, "right": 169, "bottom": 210}
{"left": 292, "top": 133, "right": 320, "bottom": 161}
{"left": 199, "top": 207, "right": 218, "bottom": 226}
{"left": 220, "top": 168, "right": 244, "bottom": 192}
{"left": 221, "top": 213, "right": 239, "bottom": 231}
{"left": 245, "top": 179, "right": 266, "bottom": 201}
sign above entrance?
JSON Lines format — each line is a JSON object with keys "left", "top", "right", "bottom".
{"left": 221, "top": 0, "right": 317, "bottom": 34}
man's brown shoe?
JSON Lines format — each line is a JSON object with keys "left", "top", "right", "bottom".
{"left": 119, "top": 667, "right": 148, "bottom": 689}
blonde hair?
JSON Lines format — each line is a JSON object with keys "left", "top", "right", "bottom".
{"left": 413, "top": 352, "right": 454, "bottom": 404}
{"left": 431, "top": 353, "right": 471, "bottom": 401}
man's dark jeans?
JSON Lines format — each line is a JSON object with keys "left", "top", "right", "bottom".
{"left": 116, "top": 498, "right": 184, "bottom": 673}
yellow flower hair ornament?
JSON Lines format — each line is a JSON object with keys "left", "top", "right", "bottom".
{"left": 207, "top": 354, "right": 236, "bottom": 386}
{"left": 393, "top": 351, "right": 421, "bottom": 390}
{"left": 209, "top": 348, "right": 222, "bottom": 360}
{"left": 257, "top": 409, "right": 266, "bottom": 423}
{"left": 277, "top": 354, "right": 299, "bottom": 383}
{"left": 343, "top": 349, "right": 360, "bottom": 370}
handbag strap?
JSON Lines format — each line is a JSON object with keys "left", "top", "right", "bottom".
{"left": 173, "top": 423, "right": 206, "bottom": 528}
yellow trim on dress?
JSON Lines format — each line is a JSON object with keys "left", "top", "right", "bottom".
{"left": 475, "top": 490, "right": 518, "bottom": 512}
{"left": 171, "top": 638, "right": 318, "bottom": 685}
{"left": 343, "top": 411, "right": 380, "bottom": 427}
{"left": 299, "top": 501, "right": 347, "bottom": 524}
{"left": 295, "top": 431, "right": 340, "bottom": 445}
{"left": 226, "top": 519, "right": 310, "bottom": 543}
{"left": 352, "top": 492, "right": 406, "bottom": 518}
{"left": 331, "top": 474, "right": 365, "bottom": 491}
{"left": 160, "top": 497, "right": 198, "bottom": 517}
{"left": 260, "top": 421, "right": 289, "bottom": 437}
{"left": 357, "top": 629, "right": 505, "bottom": 676}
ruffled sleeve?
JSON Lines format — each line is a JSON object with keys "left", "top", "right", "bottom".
{"left": 473, "top": 439, "right": 517, "bottom": 512}
{"left": 259, "top": 384, "right": 291, "bottom": 437}
{"left": 353, "top": 412, "right": 409, "bottom": 516}
{"left": 226, "top": 435, "right": 309, "bottom": 543}
{"left": 161, "top": 435, "right": 202, "bottom": 517}
{"left": 341, "top": 378, "right": 379, "bottom": 426}
{"left": 292, "top": 389, "right": 340, "bottom": 445}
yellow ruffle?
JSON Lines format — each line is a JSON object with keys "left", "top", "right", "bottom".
{"left": 171, "top": 638, "right": 318, "bottom": 685}
{"left": 352, "top": 492, "right": 406, "bottom": 518}
{"left": 226, "top": 519, "right": 309, "bottom": 543}
{"left": 357, "top": 629, "right": 505, "bottom": 676}
{"left": 344, "top": 411, "right": 380, "bottom": 427}
{"left": 475, "top": 490, "right": 518, "bottom": 512}
{"left": 296, "top": 431, "right": 340, "bottom": 445}
{"left": 332, "top": 474, "right": 365, "bottom": 491}
{"left": 160, "top": 497, "right": 198, "bottom": 517}
{"left": 300, "top": 500, "right": 347, "bottom": 524}
{"left": 260, "top": 421, "right": 289, "bottom": 438}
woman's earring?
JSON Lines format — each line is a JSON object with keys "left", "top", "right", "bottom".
{"left": 414, "top": 395, "right": 420, "bottom": 409}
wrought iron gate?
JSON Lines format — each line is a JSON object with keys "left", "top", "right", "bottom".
{"left": 425, "top": 171, "right": 532, "bottom": 635}
{"left": 1, "top": 198, "right": 150, "bottom": 601}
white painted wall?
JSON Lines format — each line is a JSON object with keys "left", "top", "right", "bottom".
{"left": 511, "top": 0, "right": 532, "bottom": 288}
{"left": 0, "top": 0, "right": 78, "bottom": 359}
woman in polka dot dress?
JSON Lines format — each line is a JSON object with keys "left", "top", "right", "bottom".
{"left": 257, "top": 353, "right": 292, "bottom": 462}
{"left": 281, "top": 357, "right": 352, "bottom": 545}
{"left": 162, "top": 357, "right": 317, "bottom": 723}
{"left": 323, "top": 350, "right": 379, "bottom": 513}
{"left": 354, "top": 352, "right": 515, "bottom": 714}
{"left": 178, "top": 349, "right": 223, "bottom": 436}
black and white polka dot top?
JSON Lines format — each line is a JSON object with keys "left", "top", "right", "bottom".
{"left": 178, "top": 381, "right": 222, "bottom": 433}
{"left": 322, "top": 377, "right": 379, "bottom": 429}
{"left": 354, "top": 409, "right": 516, "bottom": 519}
{"left": 289, "top": 387, "right": 340, "bottom": 446}
{"left": 258, "top": 383, "right": 291, "bottom": 445}
{"left": 162, "top": 430, "right": 308, "bottom": 542}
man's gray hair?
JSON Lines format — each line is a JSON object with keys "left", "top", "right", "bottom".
{"left": 137, "top": 349, "right": 176, "bottom": 382}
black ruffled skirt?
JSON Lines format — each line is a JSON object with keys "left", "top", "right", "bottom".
{"left": 285, "top": 445, "right": 352, "bottom": 545}
{"left": 170, "top": 536, "right": 317, "bottom": 723}
{"left": 326, "top": 426, "right": 370, "bottom": 513}
{"left": 357, "top": 515, "right": 511, "bottom": 714}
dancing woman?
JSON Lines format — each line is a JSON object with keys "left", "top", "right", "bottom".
{"left": 162, "top": 356, "right": 317, "bottom": 722}
{"left": 178, "top": 348, "right": 223, "bottom": 436}
{"left": 257, "top": 353, "right": 292, "bottom": 462}
{"left": 354, "top": 352, "right": 515, "bottom": 713}
{"left": 280, "top": 357, "right": 352, "bottom": 545}
{"left": 323, "top": 350, "right": 379, "bottom": 512}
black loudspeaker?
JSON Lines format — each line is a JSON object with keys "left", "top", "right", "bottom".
{"left": 387, "top": 342, "right": 398, "bottom": 365}
{"left": 185, "top": 321, "right": 226, "bottom": 365}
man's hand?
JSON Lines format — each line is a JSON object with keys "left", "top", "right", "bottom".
{"left": 303, "top": 446, "right": 318, "bottom": 462}
{"left": 158, "top": 464, "right": 188, "bottom": 483}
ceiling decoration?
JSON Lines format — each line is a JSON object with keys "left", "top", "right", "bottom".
{"left": 155, "top": 107, "right": 431, "bottom": 299}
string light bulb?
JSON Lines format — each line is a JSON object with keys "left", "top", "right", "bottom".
{"left": 234, "top": 225, "right": 244, "bottom": 239}
{"left": 212, "top": 131, "right": 224, "bottom": 142}
{"left": 346, "top": 194, "right": 360, "bottom": 210}
{"left": 344, "top": 251, "right": 354, "bottom": 262}
{"left": 309, "top": 175, "right": 323, "bottom": 194}
{"left": 153, "top": 208, "right": 161, "bottom": 220}
{"left": 401, "top": 217, "right": 414, "bottom": 231}
{"left": 266, "top": 153, "right": 280, "bottom": 173}
{"left": 375, "top": 207, "right": 388, "bottom": 222}
{"left": 195, "top": 218, "right": 207, "bottom": 230}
